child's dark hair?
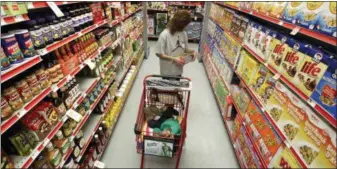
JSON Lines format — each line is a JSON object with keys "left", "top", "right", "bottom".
{"left": 167, "top": 10, "right": 191, "bottom": 35}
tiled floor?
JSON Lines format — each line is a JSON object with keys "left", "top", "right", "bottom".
{"left": 101, "top": 41, "right": 239, "bottom": 168}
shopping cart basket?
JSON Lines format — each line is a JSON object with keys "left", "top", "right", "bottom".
{"left": 134, "top": 75, "right": 192, "bottom": 169}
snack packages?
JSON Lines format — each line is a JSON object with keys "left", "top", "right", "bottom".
{"left": 310, "top": 58, "right": 337, "bottom": 120}
{"left": 292, "top": 47, "right": 330, "bottom": 97}
{"left": 282, "top": 2, "right": 305, "bottom": 24}
{"left": 279, "top": 39, "right": 307, "bottom": 83}
{"left": 316, "top": 2, "right": 336, "bottom": 37}
{"left": 267, "top": 34, "right": 291, "bottom": 73}
{"left": 297, "top": 2, "right": 323, "bottom": 30}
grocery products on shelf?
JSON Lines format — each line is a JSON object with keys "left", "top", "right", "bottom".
{"left": 202, "top": 2, "right": 336, "bottom": 168}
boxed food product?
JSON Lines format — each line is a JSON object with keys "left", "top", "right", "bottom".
{"left": 279, "top": 39, "right": 307, "bottom": 83}
{"left": 252, "top": 2, "right": 264, "bottom": 13}
{"left": 232, "top": 115, "right": 242, "bottom": 139}
{"left": 237, "top": 50, "right": 260, "bottom": 85}
{"left": 2, "top": 2, "right": 27, "bottom": 16}
{"left": 269, "top": 146, "right": 302, "bottom": 168}
{"left": 269, "top": 2, "right": 288, "bottom": 18}
{"left": 297, "top": 2, "right": 323, "bottom": 30}
{"left": 316, "top": 2, "right": 336, "bottom": 37}
{"left": 266, "top": 33, "right": 291, "bottom": 73}
{"left": 230, "top": 14, "right": 241, "bottom": 37}
{"left": 310, "top": 59, "right": 336, "bottom": 120}
{"left": 251, "top": 24, "right": 264, "bottom": 53}
{"left": 234, "top": 88, "right": 251, "bottom": 115}
{"left": 239, "top": 2, "right": 253, "bottom": 12}
{"left": 282, "top": 2, "right": 305, "bottom": 24}
{"left": 256, "top": 72, "right": 276, "bottom": 104}
{"left": 265, "top": 82, "right": 289, "bottom": 123}
{"left": 243, "top": 21, "right": 257, "bottom": 49}
{"left": 259, "top": 2, "right": 274, "bottom": 16}
{"left": 250, "top": 64, "right": 269, "bottom": 92}
{"left": 238, "top": 16, "right": 249, "bottom": 41}
{"left": 293, "top": 47, "right": 330, "bottom": 97}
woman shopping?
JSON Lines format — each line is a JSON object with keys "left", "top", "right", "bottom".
{"left": 156, "top": 10, "right": 197, "bottom": 77}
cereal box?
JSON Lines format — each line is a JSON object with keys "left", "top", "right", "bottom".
{"left": 251, "top": 24, "right": 264, "bottom": 54}
{"left": 257, "top": 28, "right": 274, "bottom": 61}
{"left": 316, "top": 2, "right": 336, "bottom": 37}
{"left": 259, "top": 2, "right": 274, "bottom": 16}
{"left": 238, "top": 16, "right": 249, "bottom": 41}
{"left": 311, "top": 58, "right": 337, "bottom": 120}
{"left": 231, "top": 14, "right": 241, "bottom": 37}
{"left": 270, "top": 2, "right": 288, "bottom": 19}
{"left": 266, "top": 33, "right": 291, "bottom": 73}
{"left": 243, "top": 21, "right": 257, "bottom": 50}
{"left": 238, "top": 51, "right": 260, "bottom": 85}
{"left": 252, "top": 2, "right": 264, "bottom": 13}
{"left": 269, "top": 146, "right": 302, "bottom": 168}
{"left": 232, "top": 114, "right": 242, "bottom": 139}
{"left": 293, "top": 47, "right": 330, "bottom": 97}
{"left": 234, "top": 88, "right": 251, "bottom": 115}
{"left": 282, "top": 2, "right": 305, "bottom": 24}
{"left": 249, "top": 64, "right": 269, "bottom": 91}
{"left": 239, "top": 2, "right": 253, "bottom": 12}
{"left": 256, "top": 73, "right": 276, "bottom": 105}
{"left": 297, "top": 2, "right": 323, "bottom": 30}
{"left": 279, "top": 38, "right": 308, "bottom": 83}
{"left": 265, "top": 81, "right": 289, "bottom": 124}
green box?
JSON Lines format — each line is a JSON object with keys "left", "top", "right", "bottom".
{"left": 2, "top": 2, "right": 27, "bottom": 16}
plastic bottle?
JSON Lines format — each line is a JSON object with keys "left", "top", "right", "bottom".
{"left": 53, "top": 131, "right": 70, "bottom": 154}
{"left": 45, "top": 142, "right": 62, "bottom": 167}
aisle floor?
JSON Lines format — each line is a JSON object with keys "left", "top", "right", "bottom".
{"left": 101, "top": 41, "right": 239, "bottom": 168}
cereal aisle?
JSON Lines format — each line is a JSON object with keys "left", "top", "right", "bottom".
{"left": 1, "top": 1, "right": 336, "bottom": 169}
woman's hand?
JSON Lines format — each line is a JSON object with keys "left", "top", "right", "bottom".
{"left": 172, "top": 57, "right": 185, "bottom": 66}
{"left": 192, "top": 51, "right": 198, "bottom": 61}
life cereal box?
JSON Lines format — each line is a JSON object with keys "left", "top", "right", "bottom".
{"left": 266, "top": 34, "right": 291, "bottom": 73}
{"left": 279, "top": 38, "right": 307, "bottom": 83}
{"left": 265, "top": 81, "right": 289, "bottom": 124}
{"left": 297, "top": 2, "right": 323, "bottom": 30}
{"left": 316, "top": 2, "right": 336, "bottom": 37}
{"left": 269, "top": 146, "right": 302, "bottom": 168}
{"left": 269, "top": 2, "right": 288, "bottom": 19}
{"left": 257, "top": 28, "right": 274, "bottom": 61}
{"left": 292, "top": 47, "right": 330, "bottom": 97}
{"left": 282, "top": 2, "right": 305, "bottom": 24}
{"left": 311, "top": 58, "right": 337, "bottom": 120}
{"left": 256, "top": 73, "right": 276, "bottom": 105}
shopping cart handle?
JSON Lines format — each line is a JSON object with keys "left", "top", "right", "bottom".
{"left": 134, "top": 123, "right": 141, "bottom": 135}
{"left": 146, "top": 74, "right": 186, "bottom": 80}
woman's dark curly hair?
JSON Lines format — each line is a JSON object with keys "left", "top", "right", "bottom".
{"left": 167, "top": 10, "right": 191, "bottom": 35}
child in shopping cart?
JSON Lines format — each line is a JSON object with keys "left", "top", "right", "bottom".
{"left": 156, "top": 10, "right": 197, "bottom": 77}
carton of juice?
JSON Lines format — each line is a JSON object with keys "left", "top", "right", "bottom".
{"left": 316, "top": 2, "right": 336, "bottom": 37}
{"left": 266, "top": 34, "right": 291, "bottom": 73}
{"left": 279, "top": 39, "right": 307, "bottom": 83}
{"left": 310, "top": 58, "right": 337, "bottom": 120}
{"left": 270, "top": 2, "right": 288, "bottom": 19}
{"left": 282, "top": 2, "right": 305, "bottom": 24}
{"left": 293, "top": 47, "right": 330, "bottom": 97}
{"left": 297, "top": 2, "right": 323, "bottom": 30}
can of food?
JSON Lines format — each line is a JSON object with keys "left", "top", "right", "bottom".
{"left": 35, "top": 67, "right": 51, "bottom": 89}
{"left": 1, "top": 97, "right": 14, "bottom": 120}
{"left": 3, "top": 86, "right": 24, "bottom": 111}
{"left": 15, "top": 78, "right": 33, "bottom": 103}
{"left": 1, "top": 33, "right": 24, "bottom": 64}
{"left": 25, "top": 73, "right": 42, "bottom": 96}
{"left": 9, "top": 29, "right": 37, "bottom": 58}
{"left": 0, "top": 46, "right": 11, "bottom": 71}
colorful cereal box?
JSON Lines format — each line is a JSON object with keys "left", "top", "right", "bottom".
{"left": 311, "top": 58, "right": 337, "bottom": 120}
{"left": 293, "top": 47, "right": 330, "bottom": 97}
{"left": 243, "top": 21, "right": 257, "bottom": 50}
{"left": 234, "top": 88, "right": 251, "bottom": 115}
{"left": 238, "top": 51, "right": 260, "bottom": 85}
{"left": 269, "top": 146, "right": 302, "bottom": 168}
{"left": 259, "top": 2, "right": 274, "bottom": 16}
{"left": 251, "top": 24, "right": 264, "bottom": 54}
{"left": 267, "top": 34, "right": 291, "bottom": 73}
{"left": 239, "top": 2, "right": 253, "bottom": 12}
{"left": 270, "top": 2, "right": 288, "bottom": 19}
{"left": 250, "top": 64, "right": 269, "bottom": 91}
{"left": 297, "top": 2, "right": 324, "bottom": 30}
{"left": 316, "top": 2, "right": 336, "bottom": 37}
{"left": 256, "top": 73, "right": 276, "bottom": 105}
{"left": 282, "top": 2, "right": 305, "bottom": 24}
{"left": 279, "top": 38, "right": 307, "bottom": 83}
{"left": 257, "top": 28, "right": 274, "bottom": 61}
{"left": 252, "top": 2, "right": 264, "bottom": 13}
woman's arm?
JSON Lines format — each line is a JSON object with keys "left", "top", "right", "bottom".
{"left": 157, "top": 53, "right": 185, "bottom": 65}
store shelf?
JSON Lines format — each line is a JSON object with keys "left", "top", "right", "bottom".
{"left": 208, "top": 15, "right": 337, "bottom": 129}
{"left": 11, "top": 115, "right": 69, "bottom": 169}
{"left": 1, "top": 14, "right": 29, "bottom": 26}
{"left": 121, "top": 7, "right": 143, "bottom": 21}
{"left": 25, "top": 1, "right": 78, "bottom": 9}
{"left": 215, "top": 2, "right": 336, "bottom": 46}
{"left": 205, "top": 39, "right": 308, "bottom": 168}
{"left": 147, "top": 8, "right": 168, "bottom": 12}
{"left": 202, "top": 56, "right": 245, "bottom": 169}
{"left": 37, "top": 19, "right": 108, "bottom": 56}
{"left": 1, "top": 55, "right": 42, "bottom": 83}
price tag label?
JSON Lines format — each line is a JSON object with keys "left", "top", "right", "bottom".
{"left": 278, "top": 21, "right": 284, "bottom": 26}
{"left": 51, "top": 84, "right": 58, "bottom": 92}
{"left": 47, "top": 2, "right": 64, "bottom": 17}
{"left": 66, "top": 109, "right": 83, "bottom": 122}
{"left": 194, "top": 16, "right": 197, "bottom": 21}
{"left": 290, "top": 26, "right": 300, "bottom": 35}
{"left": 85, "top": 59, "right": 96, "bottom": 70}
{"left": 15, "top": 15, "right": 24, "bottom": 22}
{"left": 66, "top": 75, "right": 72, "bottom": 81}
{"left": 285, "top": 140, "right": 291, "bottom": 148}
{"left": 273, "top": 74, "right": 281, "bottom": 80}
{"left": 307, "top": 99, "right": 317, "bottom": 107}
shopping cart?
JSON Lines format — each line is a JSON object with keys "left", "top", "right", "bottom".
{"left": 134, "top": 75, "right": 192, "bottom": 169}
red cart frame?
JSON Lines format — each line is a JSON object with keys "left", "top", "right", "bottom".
{"left": 134, "top": 75, "right": 192, "bottom": 168}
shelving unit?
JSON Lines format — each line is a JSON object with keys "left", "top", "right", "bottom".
{"left": 199, "top": 2, "right": 336, "bottom": 169}
{"left": 1, "top": 2, "right": 147, "bottom": 168}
